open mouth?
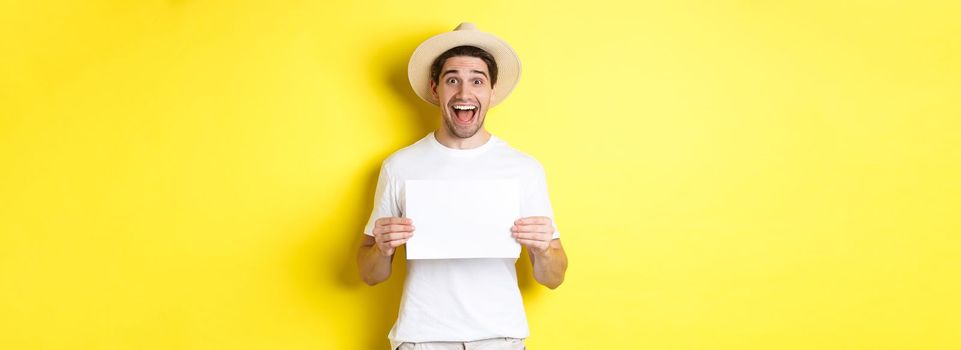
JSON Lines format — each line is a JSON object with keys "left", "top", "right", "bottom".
{"left": 450, "top": 104, "right": 478, "bottom": 125}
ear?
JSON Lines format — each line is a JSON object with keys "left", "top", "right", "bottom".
{"left": 490, "top": 85, "right": 496, "bottom": 104}
{"left": 430, "top": 80, "right": 438, "bottom": 100}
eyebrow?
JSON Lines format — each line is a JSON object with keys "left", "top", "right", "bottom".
{"left": 442, "top": 69, "right": 489, "bottom": 79}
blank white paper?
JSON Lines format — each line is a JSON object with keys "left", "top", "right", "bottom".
{"left": 404, "top": 179, "right": 521, "bottom": 259}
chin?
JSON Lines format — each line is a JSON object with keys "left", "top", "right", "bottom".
{"left": 445, "top": 119, "right": 482, "bottom": 139}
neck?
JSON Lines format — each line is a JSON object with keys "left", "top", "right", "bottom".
{"left": 434, "top": 127, "right": 492, "bottom": 149}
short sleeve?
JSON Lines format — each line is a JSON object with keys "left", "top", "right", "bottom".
{"left": 521, "top": 162, "right": 560, "bottom": 240}
{"left": 363, "top": 161, "right": 399, "bottom": 236}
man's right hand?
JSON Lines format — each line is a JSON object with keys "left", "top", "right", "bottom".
{"left": 372, "top": 217, "right": 415, "bottom": 256}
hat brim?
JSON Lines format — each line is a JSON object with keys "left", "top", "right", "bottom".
{"left": 407, "top": 29, "right": 520, "bottom": 107}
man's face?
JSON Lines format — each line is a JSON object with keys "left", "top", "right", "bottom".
{"left": 430, "top": 56, "right": 495, "bottom": 139}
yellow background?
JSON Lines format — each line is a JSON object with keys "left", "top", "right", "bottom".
{"left": 2, "top": 1, "right": 959, "bottom": 349}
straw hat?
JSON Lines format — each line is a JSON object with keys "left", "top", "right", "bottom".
{"left": 407, "top": 22, "right": 521, "bottom": 107}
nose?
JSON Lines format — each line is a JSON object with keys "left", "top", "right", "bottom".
{"left": 453, "top": 84, "right": 467, "bottom": 98}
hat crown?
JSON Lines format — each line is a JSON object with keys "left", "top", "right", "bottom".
{"left": 454, "top": 22, "right": 477, "bottom": 31}
{"left": 408, "top": 22, "right": 520, "bottom": 107}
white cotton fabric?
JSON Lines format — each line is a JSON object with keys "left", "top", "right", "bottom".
{"left": 362, "top": 131, "right": 560, "bottom": 350}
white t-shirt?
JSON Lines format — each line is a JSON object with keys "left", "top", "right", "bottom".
{"left": 363, "top": 131, "right": 561, "bottom": 349}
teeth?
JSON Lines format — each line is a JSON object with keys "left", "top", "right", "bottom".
{"left": 452, "top": 105, "right": 477, "bottom": 110}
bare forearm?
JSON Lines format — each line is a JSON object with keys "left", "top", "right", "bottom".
{"left": 531, "top": 242, "right": 567, "bottom": 289}
{"left": 358, "top": 217, "right": 414, "bottom": 286}
{"left": 358, "top": 243, "right": 393, "bottom": 285}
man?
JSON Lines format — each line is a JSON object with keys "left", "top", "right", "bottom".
{"left": 356, "top": 23, "right": 568, "bottom": 350}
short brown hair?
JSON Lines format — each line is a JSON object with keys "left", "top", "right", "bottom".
{"left": 429, "top": 45, "right": 498, "bottom": 86}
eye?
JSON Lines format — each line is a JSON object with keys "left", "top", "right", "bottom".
{"left": 447, "top": 78, "right": 458, "bottom": 85}
{"left": 473, "top": 79, "right": 483, "bottom": 85}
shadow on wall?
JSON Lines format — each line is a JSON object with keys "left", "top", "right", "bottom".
{"left": 342, "top": 167, "right": 409, "bottom": 350}
{"left": 320, "top": 27, "right": 545, "bottom": 350}
{"left": 296, "top": 166, "right": 400, "bottom": 350}
{"left": 379, "top": 29, "right": 443, "bottom": 142}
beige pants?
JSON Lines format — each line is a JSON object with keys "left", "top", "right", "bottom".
{"left": 397, "top": 337, "right": 526, "bottom": 350}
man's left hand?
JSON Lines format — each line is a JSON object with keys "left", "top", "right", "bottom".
{"left": 511, "top": 216, "right": 555, "bottom": 256}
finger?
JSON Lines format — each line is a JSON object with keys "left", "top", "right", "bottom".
{"left": 376, "top": 231, "right": 413, "bottom": 243}
{"left": 377, "top": 217, "right": 412, "bottom": 226}
{"left": 385, "top": 231, "right": 413, "bottom": 241}
{"left": 512, "top": 225, "right": 553, "bottom": 234}
{"left": 379, "top": 235, "right": 410, "bottom": 246}
{"left": 511, "top": 224, "right": 554, "bottom": 234}
{"left": 389, "top": 238, "right": 410, "bottom": 247}
{"left": 515, "top": 238, "right": 549, "bottom": 250}
{"left": 377, "top": 217, "right": 410, "bottom": 225}
{"left": 518, "top": 216, "right": 550, "bottom": 224}
{"left": 374, "top": 224, "right": 414, "bottom": 235}
{"left": 514, "top": 216, "right": 551, "bottom": 225}
{"left": 511, "top": 231, "right": 550, "bottom": 241}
